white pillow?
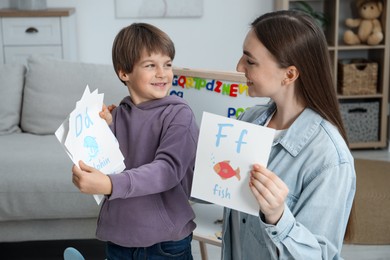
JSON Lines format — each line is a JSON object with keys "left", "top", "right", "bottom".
{"left": 21, "top": 56, "right": 127, "bottom": 135}
{"left": 0, "top": 64, "right": 26, "bottom": 135}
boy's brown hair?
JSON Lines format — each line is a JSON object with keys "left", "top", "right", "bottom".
{"left": 112, "top": 23, "right": 175, "bottom": 84}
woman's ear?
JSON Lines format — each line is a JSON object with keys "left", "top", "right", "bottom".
{"left": 283, "top": 66, "right": 299, "bottom": 85}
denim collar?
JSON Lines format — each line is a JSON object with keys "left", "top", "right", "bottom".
{"left": 253, "top": 102, "right": 324, "bottom": 157}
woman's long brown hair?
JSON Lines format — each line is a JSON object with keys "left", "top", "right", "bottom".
{"left": 251, "top": 10, "right": 355, "bottom": 241}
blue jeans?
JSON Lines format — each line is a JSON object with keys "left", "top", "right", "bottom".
{"left": 106, "top": 233, "right": 193, "bottom": 260}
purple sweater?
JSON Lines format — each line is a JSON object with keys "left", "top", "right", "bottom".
{"left": 95, "top": 95, "right": 199, "bottom": 247}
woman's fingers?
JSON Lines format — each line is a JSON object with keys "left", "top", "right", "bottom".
{"left": 249, "top": 164, "right": 289, "bottom": 224}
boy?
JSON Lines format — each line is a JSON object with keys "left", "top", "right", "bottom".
{"left": 72, "top": 23, "right": 198, "bottom": 259}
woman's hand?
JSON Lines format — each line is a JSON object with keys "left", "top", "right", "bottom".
{"left": 249, "top": 164, "right": 289, "bottom": 225}
{"left": 72, "top": 161, "right": 112, "bottom": 195}
{"left": 99, "top": 104, "right": 116, "bottom": 125}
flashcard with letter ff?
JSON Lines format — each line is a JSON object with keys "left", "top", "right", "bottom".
{"left": 191, "top": 112, "right": 275, "bottom": 216}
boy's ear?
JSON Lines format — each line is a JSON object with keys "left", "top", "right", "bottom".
{"left": 118, "top": 69, "right": 130, "bottom": 82}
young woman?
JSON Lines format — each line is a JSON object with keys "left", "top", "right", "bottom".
{"left": 221, "top": 10, "right": 356, "bottom": 259}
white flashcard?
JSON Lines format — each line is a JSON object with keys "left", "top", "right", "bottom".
{"left": 191, "top": 112, "right": 275, "bottom": 216}
{"left": 55, "top": 85, "right": 125, "bottom": 204}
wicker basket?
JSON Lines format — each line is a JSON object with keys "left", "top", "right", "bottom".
{"left": 338, "top": 59, "right": 378, "bottom": 95}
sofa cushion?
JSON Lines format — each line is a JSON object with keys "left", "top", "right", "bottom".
{"left": 0, "top": 64, "right": 26, "bottom": 135}
{"left": 0, "top": 133, "right": 100, "bottom": 221}
{"left": 21, "top": 55, "right": 128, "bottom": 135}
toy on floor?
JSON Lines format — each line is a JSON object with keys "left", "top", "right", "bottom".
{"left": 63, "top": 247, "right": 85, "bottom": 260}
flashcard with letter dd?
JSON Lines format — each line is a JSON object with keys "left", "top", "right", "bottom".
{"left": 191, "top": 112, "right": 275, "bottom": 216}
{"left": 55, "top": 85, "right": 125, "bottom": 205}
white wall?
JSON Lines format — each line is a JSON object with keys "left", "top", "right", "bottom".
{"left": 0, "top": 0, "right": 273, "bottom": 71}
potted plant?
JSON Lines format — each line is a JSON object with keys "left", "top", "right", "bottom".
{"left": 290, "top": 1, "right": 329, "bottom": 30}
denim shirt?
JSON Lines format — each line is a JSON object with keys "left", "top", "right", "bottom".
{"left": 221, "top": 102, "right": 356, "bottom": 260}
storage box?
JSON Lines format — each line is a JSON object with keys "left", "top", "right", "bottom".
{"left": 340, "top": 101, "right": 379, "bottom": 143}
{"left": 338, "top": 59, "right": 378, "bottom": 95}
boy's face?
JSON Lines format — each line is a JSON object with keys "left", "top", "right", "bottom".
{"left": 119, "top": 50, "right": 173, "bottom": 105}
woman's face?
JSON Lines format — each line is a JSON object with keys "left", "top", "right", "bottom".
{"left": 236, "top": 29, "right": 286, "bottom": 98}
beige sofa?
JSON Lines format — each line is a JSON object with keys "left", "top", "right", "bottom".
{"left": 0, "top": 56, "right": 127, "bottom": 242}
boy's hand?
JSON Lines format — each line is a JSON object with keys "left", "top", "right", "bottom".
{"left": 72, "top": 161, "right": 113, "bottom": 195}
{"left": 99, "top": 104, "right": 116, "bottom": 125}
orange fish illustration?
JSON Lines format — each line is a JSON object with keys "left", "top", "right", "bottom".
{"left": 213, "top": 160, "right": 240, "bottom": 180}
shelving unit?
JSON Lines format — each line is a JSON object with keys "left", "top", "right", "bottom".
{"left": 275, "top": 0, "right": 389, "bottom": 149}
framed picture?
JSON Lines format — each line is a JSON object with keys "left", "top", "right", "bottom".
{"left": 115, "top": 0, "right": 203, "bottom": 18}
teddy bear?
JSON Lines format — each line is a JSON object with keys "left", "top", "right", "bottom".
{"left": 343, "top": 0, "right": 383, "bottom": 45}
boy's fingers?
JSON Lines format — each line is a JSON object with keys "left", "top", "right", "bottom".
{"left": 108, "top": 104, "right": 116, "bottom": 111}
{"left": 78, "top": 160, "right": 92, "bottom": 172}
{"left": 72, "top": 164, "right": 82, "bottom": 175}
